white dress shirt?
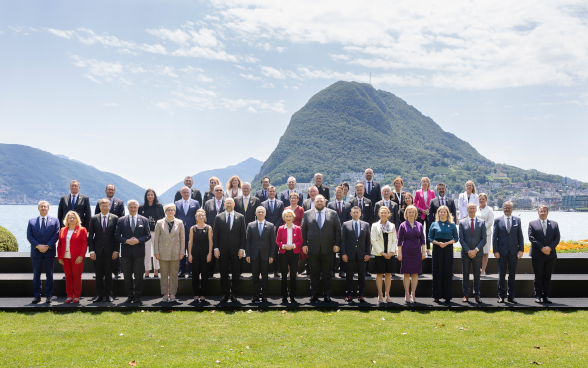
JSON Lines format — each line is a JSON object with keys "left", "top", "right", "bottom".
{"left": 65, "top": 229, "right": 74, "bottom": 259}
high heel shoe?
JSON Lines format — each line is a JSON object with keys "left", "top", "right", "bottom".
{"left": 72, "top": 298, "right": 80, "bottom": 303}
{"left": 65, "top": 298, "right": 72, "bottom": 303}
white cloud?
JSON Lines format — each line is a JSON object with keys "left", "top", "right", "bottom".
{"left": 248, "top": 106, "right": 257, "bottom": 113}
{"left": 262, "top": 82, "right": 274, "bottom": 88}
{"left": 103, "top": 103, "right": 118, "bottom": 107}
{"left": 168, "top": 87, "right": 285, "bottom": 113}
{"left": 239, "top": 73, "right": 261, "bottom": 81}
{"left": 260, "top": 66, "right": 285, "bottom": 79}
{"left": 46, "top": 28, "right": 75, "bottom": 39}
{"left": 70, "top": 54, "right": 123, "bottom": 77}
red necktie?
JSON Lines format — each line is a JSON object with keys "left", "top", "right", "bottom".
{"left": 338, "top": 202, "right": 341, "bottom": 215}
{"left": 471, "top": 218, "right": 474, "bottom": 235}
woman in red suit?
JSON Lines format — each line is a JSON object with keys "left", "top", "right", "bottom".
{"left": 284, "top": 192, "right": 307, "bottom": 274}
{"left": 276, "top": 209, "right": 302, "bottom": 304}
{"left": 57, "top": 211, "right": 88, "bottom": 303}
{"left": 414, "top": 177, "right": 436, "bottom": 257}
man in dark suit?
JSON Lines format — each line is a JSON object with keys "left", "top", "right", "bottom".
{"left": 203, "top": 185, "right": 225, "bottom": 277}
{"left": 311, "top": 173, "right": 330, "bottom": 201}
{"left": 350, "top": 183, "right": 373, "bottom": 277}
{"left": 57, "top": 180, "right": 92, "bottom": 229}
{"left": 374, "top": 185, "right": 400, "bottom": 231}
{"left": 458, "top": 203, "right": 486, "bottom": 303}
{"left": 280, "top": 176, "right": 304, "bottom": 207}
{"left": 255, "top": 176, "right": 271, "bottom": 202}
{"left": 176, "top": 186, "right": 201, "bottom": 278}
{"left": 94, "top": 184, "right": 125, "bottom": 279}
{"left": 327, "top": 186, "right": 352, "bottom": 278}
{"left": 427, "top": 183, "right": 457, "bottom": 224}
{"left": 88, "top": 198, "right": 120, "bottom": 303}
{"left": 302, "top": 186, "right": 319, "bottom": 211}
{"left": 174, "top": 176, "right": 203, "bottom": 205}
{"left": 391, "top": 177, "right": 407, "bottom": 208}
{"left": 341, "top": 207, "right": 371, "bottom": 303}
{"left": 246, "top": 206, "right": 277, "bottom": 303}
{"left": 213, "top": 197, "right": 246, "bottom": 302}
{"left": 235, "top": 182, "right": 260, "bottom": 226}
{"left": 261, "top": 186, "right": 284, "bottom": 278}
{"left": 26, "top": 201, "right": 60, "bottom": 304}
{"left": 492, "top": 201, "right": 525, "bottom": 304}
{"left": 115, "top": 200, "right": 151, "bottom": 303}
{"left": 528, "top": 206, "right": 560, "bottom": 304}
{"left": 363, "top": 168, "right": 382, "bottom": 205}
{"left": 301, "top": 195, "right": 341, "bottom": 303}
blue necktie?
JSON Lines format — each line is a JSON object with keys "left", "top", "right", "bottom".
{"left": 270, "top": 200, "right": 274, "bottom": 213}
{"left": 354, "top": 221, "right": 359, "bottom": 238}
{"left": 258, "top": 222, "right": 263, "bottom": 236}
{"left": 71, "top": 195, "right": 76, "bottom": 209}
{"left": 41, "top": 218, "right": 46, "bottom": 233}
{"left": 317, "top": 212, "right": 323, "bottom": 229}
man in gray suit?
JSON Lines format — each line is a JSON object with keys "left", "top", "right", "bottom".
{"left": 301, "top": 195, "right": 341, "bottom": 303}
{"left": 302, "top": 186, "right": 319, "bottom": 211}
{"left": 458, "top": 203, "right": 486, "bottom": 303}
{"left": 340, "top": 207, "right": 371, "bottom": 303}
{"left": 493, "top": 201, "right": 525, "bottom": 303}
{"left": 246, "top": 206, "right": 276, "bottom": 303}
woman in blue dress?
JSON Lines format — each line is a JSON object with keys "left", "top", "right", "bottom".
{"left": 397, "top": 205, "right": 426, "bottom": 303}
{"left": 428, "top": 206, "right": 459, "bottom": 303}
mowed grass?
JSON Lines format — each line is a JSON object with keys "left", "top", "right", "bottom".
{"left": 1, "top": 310, "right": 587, "bottom": 367}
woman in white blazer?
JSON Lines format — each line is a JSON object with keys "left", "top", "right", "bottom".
{"left": 475, "top": 193, "right": 494, "bottom": 276}
{"left": 153, "top": 204, "right": 185, "bottom": 302}
{"left": 457, "top": 180, "right": 479, "bottom": 221}
{"left": 371, "top": 206, "right": 398, "bottom": 303}
{"left": 223, "top": 175, "right": 243, "bottom": 199}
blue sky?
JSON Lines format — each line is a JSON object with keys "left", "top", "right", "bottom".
{"left": 1, "top": 0, "right": 587, "bottom": 194}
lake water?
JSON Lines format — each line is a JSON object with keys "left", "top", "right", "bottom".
{"left": 2, "top": 205, "right": 587, "bottom": 252}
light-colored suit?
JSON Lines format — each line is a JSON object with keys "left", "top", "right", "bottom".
{"left": 153, "top": 218, "right": 185, "bottom": 295}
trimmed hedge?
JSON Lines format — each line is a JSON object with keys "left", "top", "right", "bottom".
{"left": 0, "top": 226, "right": 18, "bottom": 252}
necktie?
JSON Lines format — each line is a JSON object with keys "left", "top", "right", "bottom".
{"left": 131, "top": 217, "right": 136, "bottom": 232}
{"left": 264, "top": 190, "right": 267, "bottom": 199}
{"left": 270, "top": 200, "right": 274, "bottom": 213}
{"left": 183, "top": 201, "right": 188, "bottom": 214}
{"left": 258, "top": 222, "right": 263, "bottom": 236}
{"left": 354, "top": 221, "right": 359, "bottom": 238}
{"left": 317, "top": 212, "right": 323, "bottom": 229}
{"left": 338, "top": 202, "right": 341, "bottom": 215}
{"left": 71, "top": 195, "right": 76, "bottom": 209}
{"left": 506, "top": 217, "right": 511, "bottom": 233}
{"left": 217, "top": 200, "right": 221, "bottom": 213}
{"left": 102, "top": 216, "right": 106, "bottom": 233}
{"left": 368, "top": 182, "right": 371, "bottom": 194}
{"left": 542, "top": 221, "right": 547, "bottom": 236}
{"left": 227, "top": 213, "right": 231, "bottom": 230}
{"left": 41, "top": 218, "right": 46, "bottom": 233}
{"left": 244, "top": 198, "right": 248, "bottom": 212}
{"left": 441, "top": 198, "right": 445, "bottom": 206}
{"left": 470, "top": 218, "right": 474, "bottom": 235}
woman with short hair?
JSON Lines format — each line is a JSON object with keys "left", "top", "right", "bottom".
{"left": 397, "top": 205, "right": 426, "bottom": 303}
{"left": 57, "top": 211, "right": 88, "bottom": 303}
{"left": 341, "top": 182, "right": 353, "bottom": 203}
{"left": 224, "top": 175, "right": 243, "bottom": 199}
{"left": 276, "top": 209, "right": 302, "bottom": 304}
{"left": 188, "top": 208, "right": 213, "bottom": 302}
{"left": 458, "top": 180, "right": 479, "bottom": 221}
{"left": 153, "top": 204, "right": 185, "bottom": 302}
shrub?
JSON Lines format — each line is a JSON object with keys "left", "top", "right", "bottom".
{"left": 0, "top": 226, "right": 19, "bottom": 252}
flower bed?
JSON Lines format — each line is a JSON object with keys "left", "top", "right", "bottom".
{"left": 453, "top": 240, "right": 588, "bottom": 253}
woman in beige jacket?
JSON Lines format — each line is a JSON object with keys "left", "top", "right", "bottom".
{"left": 154, "top": 204, "right": 185, "bottom": 302}
{"left": 371, "top": 206, "right": 398, "bottom": 303}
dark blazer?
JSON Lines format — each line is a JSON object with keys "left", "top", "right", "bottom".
{"left": 308, "top": 184, "right": 330, "bottom": 201}
{"left": 58, "top": 193, "right": 92, "bottom": 229}
{"left": 391, "top": 190, "right": 408, "bottom": 208}
{"left": 327, "top": 200, "right": 352, "bottom": 225}
{"left": 94, "top": 197, "right": 125, "bottom": 218}
{"left": 203, "top": 191, "right": 215, "bottom": 204}
{"left": 362, "top": 180, "right": 382, "bottom": 206}
{"left": 213, "top": 211, "right": 246, "bottom": 255}
{"left": 203, "top": 198, "right": 225, "bottom": 228}
{"left": 350, "top": 197, "right": 374, "bottom": 224}
{"left": 175, "top": 199, "right": 201, "bottom": 238}
{"left": 373, "top": 200, "right": 400, "bottom": 231}
{"left": 26, "top": 216, "right": 60, "bottom": 258}
{"left": 261, "top": 198, "right": 284, "bottom": 229}
{"left": 245, "top": 221, "right": 277, "bottom": 261}
{"left": 280, "top": 189, "right": 304, "bottom": 207}
{"left": 88, "top": 213, "right": 120, "bottom": 255}
{"left": 115, "top": 215, "right": 151, "bottom": 257}
{"left": 492, "top": 216, "right": 525, "bottom": 256}
{"left": 458, "top": 217, "right": 486, "bottom": 256}
{"left": 174, "top": 187, "right": 203, "bottom": 206}
{"left": 302, "top": 198, "right": 315, "bottom": 212}
{"left": 234, "top": 195, "right": 261, "bottom": 226}
{"left": 301, "top": 208, "right": 341, "bottom": 255}
{"left": 255, "top": 189, "right": 269, "bottom": 203}
{"left": 427, "top": 197, "right": 457, "bottom": 224}
{"left": 340, "top": 220, "right": 371, "bottom": 260}
{"left": 528, "top": 219, "right": 560, "bottom": 259}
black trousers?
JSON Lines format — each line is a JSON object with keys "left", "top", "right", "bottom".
{"left": 432, "top": 242, "right": 453, "bottom": 300}
{"left": 219, "top": 252, "right": 241, "bottom": 295}
{"left": 462, "top": 254, "right": 482, "bottom": 297}
{"left": 251, "top": 256, "right": 270, "bottom": 298}
{"left": 309, "top": 250, "right": 333, "bottom": 299}
{"left": 345, "top": 253, "right": 366, "bottom": 296}
{"left": 332, "top": 251, "right": 345, "bottom": 273}
{"left": 280, "top": 250, "right": 298, "bottom": 298}
{"left": 208, "top": 255, "right": 217, "bottom": 277}
{"left": 497, "top": 254, "right": 518, "bottom": 298}
{"left": 179, "top": 236, "right": 192, "bottom": 274}
{"left": 532, "top": 256, "right": 556, "bottom": 297}
{"left": 191, "top": 247, "right": 209, "bottom": 296}
{"left": 94, "top": 250, "right": 114, "bottom": 296}
{"left": 417, "top": 217, "right": 432, "bottom": 250}
{"left": 121, "top": 256, "right": 145, "bottom": 297}
{"left": 112, "top": 256, "right": 121, "bottom": 274}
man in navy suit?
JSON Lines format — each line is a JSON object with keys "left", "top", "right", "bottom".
{"left": 427, "top": 183, "right": 457, "bottom": 224}
{"left": 528, "top": 206, "right": 560, "bottom": 304}
{"left": 362, "top": 168, "right": 382, "bottom": 205}
{"left": 327, "top": 186, "right": 352, "bottom": 278}
{"left": 26, "top": 201, "right": 60, "bottom": 304}
{"left": 458, "top": 203, "right": 486, "bottom": 303}
{"left": 340, "top": 207, "right": 371, "bottom": 302}
{"left": 492, "top": 201, "right": 525, "bottom": 303}
{"left": 57, "top": 180, "right": 92, "bottom": 229}
{"left": 245, "top": 206, "right": 276, "bottom": 303}
{"left": 174, "top": 176, "right": 203, "bottom": 205}
{"left": 93, "top": 184, "right": 125, "bottom": 279}
{"left": 175, "top": 186, "right": 201, "bottom": 278}
{"left": 115, "top": 200, "right": 152, "bottom": 303}
{"left": 279, "top": 176, "right": 303, "bottom": 207}
{"left": 255, "top": 176, "right": 271, "bottom": 202}
{"left": 261, "top": 186, "right": 284, "bottom": 278}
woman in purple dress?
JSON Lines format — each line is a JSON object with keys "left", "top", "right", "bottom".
{"left": 397, "top": 205, "right": 426, "bottom": 303}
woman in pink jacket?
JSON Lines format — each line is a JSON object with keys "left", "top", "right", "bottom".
{"left": 414, "top": 177, "right": 435, "bottom": 257}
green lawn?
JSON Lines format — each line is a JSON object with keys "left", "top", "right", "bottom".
{"left": 1, "top": 310, "right": 587, "bottom": 367}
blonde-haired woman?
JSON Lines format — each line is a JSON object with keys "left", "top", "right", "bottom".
{"left": 428, "top": 206, "right": 458, "bottom": 303}
{"left": 203, "top": 177, "right": 221, "bottom": 203}
{"left": 57, "top": 211, "right": 87, "bottom": 303}
{"left": 397, "top": 205, "right": 426, "bottom": 303}
{"left": 458, "top": 180, "right": 479, "bottom": 221}
{"left": 476, "top": 193, "right": 494, "bottom": 276}
{"left": 414, "top": 177, "right": 435, "bottom": 257}
{"left": 153, "top": 204, "right": 185, "bottom": 302}
{"left": 371, "top": 206, "right": 398, "bottom": 303}
{"left": 224, "top": 175, "right": 243, "bottom": 199}
{"left": 188, "top": 208, "right": 213, "bottom": 302}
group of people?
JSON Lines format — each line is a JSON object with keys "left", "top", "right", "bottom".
{"left": 26, "top": 169, "right": 561, "bottom": 306}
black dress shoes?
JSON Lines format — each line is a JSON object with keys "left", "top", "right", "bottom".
{"left": 309, "top": 297, "right": 320, "bottom": 304}
{"left": 324, "top": 296, "right": 332, "bottom": 303}
{"left": 274, "top": 272, "right": 280, "bottom": 278}
{"left": 543, "top": 297, "right": 553, "bottom": 304}
{"left": 220, "top": 294, "right": 229, "bottom": 303}
{"left": 282, "top": 297, "right": 289, "bottom": 304}
{"left": 107, "top": 296, "right": 114, "bottom": 303}
{"left": 113, "top": 273, "right": 120, "bottom": 279}
{"left": 339, "top": 271, "right": 346, "bottom": 278}
{"left": 507, "top": 297, "right": 518, "bottom": 304}
{"left": 92, "top": 296, "right": 104, "bottom": 303}
{"left": 497, "top": 296, "right": 505, "bottom": 303}
{"left": 124, "top": 297, "right": 134, "bottom": 304}
{"left": 475, "top": 296, "right": 482, "bottom": 304}
{"left": 230, "top": 294, "right": 238, "bottom": 303}
{"left": 535, "top": 297, "right": 542, "bottom": 304}
{"left": 252, "top": 297, "right": 260, "bottom": 303}
{"left": 261, "top": 298, "right": 268, "bottom": 303}
{"left": 133, "top": 296, "right": 141, "bottom": 304}
{"left": 188, "top": 272, "right": 192, "bottom": 279}
{"left": 358, "top": 296, "right": 366, "bottom": 303}
{"left": 345, "top": 295, "right": 353, "bottom": 303}
{"left": 365, "top": 270, "right": 372, "bottom": 277}
{"left": 45, "top": 297, "right": 52, "bottom": 304}
{"left": 178, "top": 271, "right": 185, "bottom": 278}
{"left": 31, "top": 297, "right": 41, "bottom": 304}
{"left": 290, "top": 297, "right": 297, "bottom": 304}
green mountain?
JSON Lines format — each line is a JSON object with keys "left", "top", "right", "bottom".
{"left": 253, "top": 81, "right": 580, "bottom": 194}
{"left": 0, "top": 144, "right": 145, "bottom": 205}
{"left": 158, "top": 157, "right": 263, "bottom": 204}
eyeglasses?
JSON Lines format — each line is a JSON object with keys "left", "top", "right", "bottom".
{"left": 214, "top": 189, "right": 223, "bottom": 192}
